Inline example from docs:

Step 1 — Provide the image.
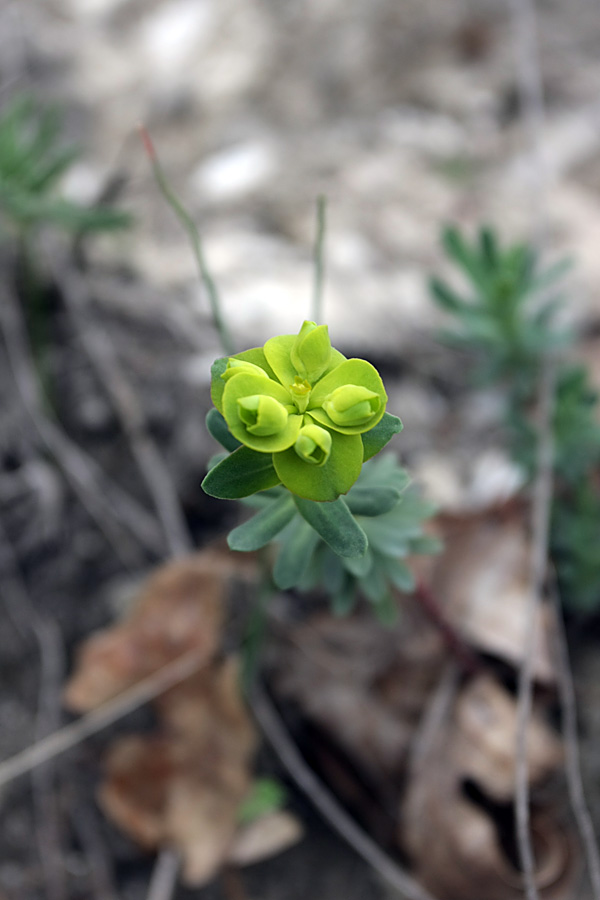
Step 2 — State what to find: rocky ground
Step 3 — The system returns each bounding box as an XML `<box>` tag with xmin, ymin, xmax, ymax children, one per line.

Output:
<box><xmin>2</xmin><ymin>0</ymin><xmax>600</xmax><ymax>898</ymax></box>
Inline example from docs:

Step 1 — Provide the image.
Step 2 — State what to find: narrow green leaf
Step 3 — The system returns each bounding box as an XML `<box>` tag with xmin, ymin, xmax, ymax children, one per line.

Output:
<box><xmin>409</xmin><ymin>535</ymin><xmax>443</xmax><ymax>555</ymax></box>
<box><xmin>345</xmin><ymin>486</ymin><xmax>401</xmax><ymax>517</ymax></box>
<box><xmin>202</xmin><ymin>446</ymin><xmax>280</xmax><ymax>499</ymax></box>
<box><xmin>372</xmin><ymin>592</ymin><xmax>398</xmax><ymax>626</ymax></box>
<box><xmin>228</xmin><ymin>495</ymin><xmax>296</xmax><ymax>552</ymax></box>
<box><xmin>206</xmin><ymin>408</ymin><xmax>241</xmax><ymax>452</ymax></box>
<box><xmin>342</xmin><ymin>547</ymin><xmax>373</xmax><ymax>577</ymax></box>
<box><xmin>332</xmin><ymin>577</ymin><xmax>357</xmax><ymax>616</ymax></box>
<box><xmin>385</xmin><ymin>557</ymin><xmax>416</xmax><ymax>592</ymax></box>
<box><xmin>361</xmin><ymin>413</ymin><xmax>403</xmax><ymax>462</ymax></box>
<box><xmin>430</xmin><ymin>277</ymin><xmax>467</xmax><ymax>313</ymax></box>
<box><xmin>294</xmin><ymin>496</ymin><xmax>367</xmax><ymax>559</ymax></box>
<box><xmin>273</xmin><ymin>517</ymin><xmax>320</xmax><ymax>590</ymax></box>
<box><xmin>359</xmin><ymin>562</ymin><xmax>388</xmax><ymax>604</ymax></box>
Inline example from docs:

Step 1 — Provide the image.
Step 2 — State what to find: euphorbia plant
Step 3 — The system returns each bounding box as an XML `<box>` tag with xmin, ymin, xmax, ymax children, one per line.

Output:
<box><xmin>202</xmin><ymin>321</ymin><xmax>437</xmax><ymax>618</ymax></box>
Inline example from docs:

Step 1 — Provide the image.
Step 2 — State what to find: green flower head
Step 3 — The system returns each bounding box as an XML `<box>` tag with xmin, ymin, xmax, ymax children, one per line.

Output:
<box><xmin>294</xmin><ymin>423</ymin><xmax>332</xmax><ymax>466</ymax></box>
<box><xmin>237</xmin><ymin>394</ymin><xmax>289</xmax><ymax>436</ymax></box>
<box><xmin>204</xmin><ymin>321</ymin><xmax>402</xmax><ymax>502</ymax></box>
<box><xmin>323</xmin><ymin>384</ymin><xmax>381</xmax><ymax>428</ymax></box>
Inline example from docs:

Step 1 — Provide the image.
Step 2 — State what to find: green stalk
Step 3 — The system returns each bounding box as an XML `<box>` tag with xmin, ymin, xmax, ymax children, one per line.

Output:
<box><xmin>312</xmin><ymin>194</ymin><xmax>327</xmax><ymax>325</ymax></box>
<box><xmin>140</xmin><ymin>127</ymin><xmax>234</xmax><ymax>356</ymax></box>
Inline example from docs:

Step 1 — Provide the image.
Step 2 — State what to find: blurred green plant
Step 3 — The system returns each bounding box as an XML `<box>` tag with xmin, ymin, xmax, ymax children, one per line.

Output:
<box><xmin>0</xmin><ymin>94</ymin><xmax>131</xmax><ymax>406</ymax></box>
<box><xmin>0</xmin><ymin>95</ymin><xmax>130</xmax><ymax>238</ymax></box>
<box><xmin>238</xmin><ymin>777</ymin><xmax>287</xmax><ymax>825</ymax></box>
<box><xmin>431</xmin><ymin>224</ymin><xmax>600</xmax><ymax>613</ymax></box>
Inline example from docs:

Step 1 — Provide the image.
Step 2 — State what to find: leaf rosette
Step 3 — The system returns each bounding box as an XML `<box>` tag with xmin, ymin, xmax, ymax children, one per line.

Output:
<box><xmin>203</xmin><ymin>321</ymin><xmax>402</xmax><ymax>502</ymax></box>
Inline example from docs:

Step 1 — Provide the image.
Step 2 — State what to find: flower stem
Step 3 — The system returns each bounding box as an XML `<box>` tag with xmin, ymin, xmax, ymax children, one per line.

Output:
<box><xmin>140</xmin><ymin>125</ymin><xmax>234</xmax><ymax>356</ymax></box>
<box><xmin>312</xmin><ymin>194</ymin><xmax>327</xmax><ymax>325</ymax></box>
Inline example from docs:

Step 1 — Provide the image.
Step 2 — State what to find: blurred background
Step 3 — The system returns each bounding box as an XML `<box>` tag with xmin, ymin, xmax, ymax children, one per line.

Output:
<box><xmin>3</xmin><ymin>1</ymin><xmax>600</xmax><ymax>899</ymax></box>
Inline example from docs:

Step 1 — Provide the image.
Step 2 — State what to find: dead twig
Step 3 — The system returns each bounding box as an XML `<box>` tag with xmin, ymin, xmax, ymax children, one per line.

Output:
<box><xmin>146</xmin><ymin>850</ymin><xmax>180</xmax><ymax>900</ymax></box>
<box><xmin>407</xmin><ymin>663</ymin><xmax>459</xmax><ymax>785</ymax></box>
<box><xmin>250</xmin><ymin>683</ymin><xmax>441</xmax><ymax>900</ymax></box>
<box><xmin>0</xmin><ymin>515</ymin><xmax>67</xmax><ymax>900</ymax></box>
<box><xmin>0</xmin><ymin>276</ymin><xmax>164</xmax><ymax>562</ymax></box>
<box><xmin>0</xmin><ymin>648</ymin><xmax>208</xmax><ymax>791</ymax></box>
<box><xmin>65</xmin><ymin>784</ymin><xmax>120</xmax><ymax>900</ymax></box>
<box><xmin>508</xmin><ymin>2</ymin><xmax>554</xmax><ymax>897</ymax></box>
<box><xmin>550</xmin><ymin>588</ymin><xmax>600</xmax><ymax>899</ymax></box>
<box><xmin>56</xmin><ymin>263</ymin><xmax>193</xmax><ymax>559</ymax></box>
<box><xmin>514</xmin><ymin>361</ymin><xmax>556</xmax><ymax>900</ymax></box>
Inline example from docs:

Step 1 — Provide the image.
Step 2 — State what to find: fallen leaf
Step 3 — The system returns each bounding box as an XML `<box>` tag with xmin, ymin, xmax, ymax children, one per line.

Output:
<box><xmin>403</xmin><ymin>673</ymin><xmax>575</xmax><ymax>900</ymax></box>
<box><xmin>99</xmin><ymin>658</ymin><xmax>258</xmax><ymax>887</ymax></box>
<box><xmin>64</xmin><ymin>552</ymin><xmax>226</xmax><ymax>711</ymax></box>
<box><xmin>452</xmin><ymin>675</ymin><xmax>563</xmax><ymax>801</ymax></box>
<box><xmin>432</xmin><ymin>506</ymin><xmax>556</xmax><ymax>683</ymax></box>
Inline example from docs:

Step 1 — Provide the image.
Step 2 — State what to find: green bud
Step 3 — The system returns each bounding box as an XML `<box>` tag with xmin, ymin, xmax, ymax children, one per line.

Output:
<box><xmin>237</xmin><ymin>395</ymin><xmax>289</xmax><ymax>436</ymax></box>
<box><xmin>289</xmin><ymin>376</ymin><xmax>312</xmax><ymax>413</ymax></box>
<box><xmin>322</xmin><ymin>384</ymin><xmax>381</xmax><ymax>428</ymax></box>
<box><xmin>294</xmin><ymin>424</ymin><xmax>332</xmax><ymax>466</ymax></box>
<box><xmin>222</xmin><ymin>359</ymin><xmax>270</xmax><ymax>382</ymax></box>
<box><xmin>290</xmin><ymin>321</ymin><xmax>332</xmax><ymax>383</ymax></box>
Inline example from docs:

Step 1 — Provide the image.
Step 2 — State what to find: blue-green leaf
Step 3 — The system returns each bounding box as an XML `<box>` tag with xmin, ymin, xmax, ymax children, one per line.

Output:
<box><xmin>361</xmin><ymin>413</ymin><xmax>403</xmax><ymax>462</ymax></box>
<box><xmin>345</xmin><ymin>486</ymin><xmax>401</xmax><ymax>517</ymax></box>
<box><xmin>332</xmin><ymin>578</ymin><xmax>357</xmax><ymax>616</ymax></box>
<box><xmin>294</xmin><ymin>496</ymin><xmax>367</xmax><ymax>559</ymax></box>
<box><xmin>228</xmin><ymin>494</ymin><xmax>296</xmax><ymax>551</ymax></box>
<box><xmin>202</xmin><ymin>446</ymin><xmax>280</xmax><ymax>499</ymax></box>
<box><xmin>206</xmin><ymin>408</ymin><xmax>242</xmax><ymax>453</ymax></box>
<box><xmin>273</xmin><ymin>517</ymin><xmax>320</xmax><ymax>589</ymax></box>
<box><xmin>342</xmin><ymin>547</ymin><xmax>373</xmax><ymax>578</ymax></box>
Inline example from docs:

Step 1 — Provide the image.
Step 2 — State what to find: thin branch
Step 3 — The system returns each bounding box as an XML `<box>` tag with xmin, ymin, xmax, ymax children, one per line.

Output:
<box><xmin>312</xmin><ymin>195</ymin><xmax>327</xmax><ymax>325</ymax></box>
<box><xmin>0</xmin><ymin>515</ymin><xmax>67</xmax><ymax>900</ymax></box>
<box><xmin>146</xmin><ymin>850</ymin><xmax>180</xmax><ymax>900</ymax></box>
<box><xmin>56</xmin><ymin>262</ymin><xmax>193</xmax><ymax>559</ymax></box>
<box><xmin>550</xmin><ymin>587</ymin><xmax>600</xmax><ymax>899</ymax></box>
<box><xmin>508</xmin><ymin>0</ymin><xmax>548</xmax><ymax>242</ymax></box>
<box><xmin>250</xmin><ymin>683</ymin><xmax>441</xmax><ymax>900</ymax></box>
<box><xmin>0</xmin><ymin>648</ymin><xmax>208</xmax><ymax>791</ymax></box>
<box><xmin>508</xmin><ymin>2</ymin><xmax>554</xmax><ymax>897</ymax></box>
<box><xmin>0</xmin><ymin>276</ymin><xmax>164</xmax><ymax>562</ymax></box>
<box><xmin>515</xmin><ymin>360</ymin><xmax>556</xmax><ymax>900</ymax></box>
<box><xmin>407</xmin><ymin>663</ymin><xmax>460</xmax><ymax>784</ymax></box>
<box><xmin>66</xmin><ymin>786</ymin><xmax>120</xmax><ymax>900</ymax></box>
<box><xmin>140</xmin><ymin>126</ymin><xmax>234</xmax><ymax>356</ymax></box>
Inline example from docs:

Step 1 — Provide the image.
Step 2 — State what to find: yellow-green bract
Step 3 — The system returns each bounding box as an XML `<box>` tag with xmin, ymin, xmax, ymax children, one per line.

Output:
<box><xmin>208</xmin><ymin>321</ymin><xmax>394</xmax><ymax>502</ymax></box>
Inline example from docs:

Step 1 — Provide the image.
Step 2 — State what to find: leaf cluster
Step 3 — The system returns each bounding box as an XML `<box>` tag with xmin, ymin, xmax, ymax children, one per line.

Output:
<box><xmin>432</xmin><ymin>224</ymin><xmax>600</xmax><ymax>613</ymax></box>
<box><xmin>206</xmin><ymin>409</ymin><xmax>438</xmax><ymax>621</ymax></box>
<box><xmin>0</xmin><ymin>95</ymin><xmax>131</xmax><ymax>237</ymax></box>
<box><xmin>431</xmin><ymin>225</ymin><xmax>568</xmax><ymax>390</ymax></box>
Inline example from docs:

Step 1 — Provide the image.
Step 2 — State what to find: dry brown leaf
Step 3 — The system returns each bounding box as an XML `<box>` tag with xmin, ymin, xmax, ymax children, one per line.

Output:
<box><xmin>403</xmin><ymin>673</ymin><xmax>576</xmax><ymax>900</ymax></box>
<box><xmin>432</xmin><ymin>507</ymin><xmax>556</xmax><ymax>683</ymax></box>
<box><xmin>270</xmin><ymin>601</ymin><xmax>444</xmax><ymax>780</ymax></box>
<box><xmin>228</xmin><ymin>811</ymin><xmax>304</xmax><ymax>866</ymax></box>
<box><xmin>99</xmin><ymin>658</ymin><xmax>257</xmax><ymax>887</ymax></box>
<box><xmin>452</xmin><ymin>676</ymin><xmax>563</xmax><ymax>801</ymax></box>
<box><xmin>64</xmin><ymin>553</ymin><xmax>226</xmax><ymax>711</ymax></box>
